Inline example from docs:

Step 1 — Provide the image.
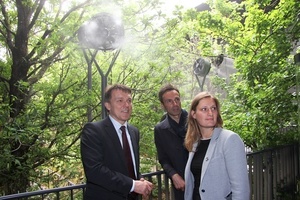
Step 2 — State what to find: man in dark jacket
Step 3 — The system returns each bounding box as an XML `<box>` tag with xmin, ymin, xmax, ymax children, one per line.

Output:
<box><xmin>81</xmin><ymin>84</ymin><xmax>153</xmax><ymax>200</ymax></box>
<box><xmin>154</xmin><ymin>84</ymin><xmax>188</xmax><ymax>200</ymax></box>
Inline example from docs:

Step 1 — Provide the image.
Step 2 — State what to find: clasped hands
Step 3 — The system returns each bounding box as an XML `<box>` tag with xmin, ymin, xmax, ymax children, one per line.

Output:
<box><xmin>134</xmin><ymin>178</ymin><xmax>154</xmax><ymax>198</ymax></box>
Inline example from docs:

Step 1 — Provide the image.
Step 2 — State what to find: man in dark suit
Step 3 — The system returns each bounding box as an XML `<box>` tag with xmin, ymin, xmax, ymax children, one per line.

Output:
<box><xmin>81</xmin><ymin>84</ymin><xmax>153</xmax><ymax>200</ymax></box>
<box><xmin>154</xmin><ymin>84</ymin><xmax>189</xmax><ymax>200</ymax></box>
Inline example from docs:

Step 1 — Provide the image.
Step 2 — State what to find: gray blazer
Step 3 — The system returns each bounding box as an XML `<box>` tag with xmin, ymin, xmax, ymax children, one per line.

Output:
<box><xmin>184</xmin><ymin>128</ymin><xmax>250</xmax><ymax>200</ymax></box>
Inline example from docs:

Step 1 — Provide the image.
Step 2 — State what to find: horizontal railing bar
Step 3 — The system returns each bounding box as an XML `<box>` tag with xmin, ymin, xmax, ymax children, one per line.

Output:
<box><xmin>0</xmin><ymin>171</ymin><xmax>166</xmax><ymax>200</ymax></box>
<box><xmin>0</xmin><ymin>184</ymin><xmax>86</xmax><ymax>199</ymax></box>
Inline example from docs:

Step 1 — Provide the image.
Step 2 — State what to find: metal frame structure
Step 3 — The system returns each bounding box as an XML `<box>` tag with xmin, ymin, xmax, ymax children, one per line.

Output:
<box><xmin>78</xmin><ymin>13</ymin><xmax>124</xmax><ymax>120</ymax></box>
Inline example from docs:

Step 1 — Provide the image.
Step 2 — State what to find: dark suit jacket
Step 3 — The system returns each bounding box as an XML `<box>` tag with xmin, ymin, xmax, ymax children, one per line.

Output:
<box><xmin>154</xmin><ymin>114</ymin><xmax>188</xmax><ymax>182</ymax></box>
<box><xmin>80</xmin><ymin>117</ymin><xmax>141</xmax><ymax>200</ymax></box>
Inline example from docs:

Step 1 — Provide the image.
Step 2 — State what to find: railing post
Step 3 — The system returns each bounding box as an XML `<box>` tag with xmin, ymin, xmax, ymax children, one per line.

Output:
<box><xmin>295</xmin><ymin>53</ymin><xmax>300</xmax><ymax>196</ymax></box>
<box><xmin>295</xmin><ymin>54</ymin><xmax>300</xmax><ymax>140</ymax></box>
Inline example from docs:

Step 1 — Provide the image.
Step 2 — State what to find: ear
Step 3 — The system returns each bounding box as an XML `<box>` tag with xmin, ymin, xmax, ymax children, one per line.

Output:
<box><xmin>104</xmin><ymin>102</ymin><xmax>110</xmax><ymax>112</ymax></box>
<box><xmin>160</xmin><ymin>103</ymin><xmax>166</xmax><ymax>111</ymax></box>
<box><xmin>191</xmin><ymin>110</ymin><xmax>196</xmax><ymax>119</ymax></box>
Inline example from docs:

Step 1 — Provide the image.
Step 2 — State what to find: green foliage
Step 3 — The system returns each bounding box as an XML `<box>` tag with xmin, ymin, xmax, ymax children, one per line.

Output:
<box><xmin>186</xmin><ymin>0</ymin><xmax>300</xmax><ymax>150</ymax></box>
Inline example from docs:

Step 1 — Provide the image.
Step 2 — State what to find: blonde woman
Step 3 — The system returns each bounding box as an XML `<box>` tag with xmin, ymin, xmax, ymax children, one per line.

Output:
<box><xmin>184</xmin><ymin>92</ymin><xmax>250</xmax><ymax>200</ymax></box>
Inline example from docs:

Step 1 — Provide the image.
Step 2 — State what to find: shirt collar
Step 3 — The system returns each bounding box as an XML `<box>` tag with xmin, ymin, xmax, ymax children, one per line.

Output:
<box><xmin>109</xmin><ymin>115</ymin><xmax>128</xmax><ymax>131</ymax></box>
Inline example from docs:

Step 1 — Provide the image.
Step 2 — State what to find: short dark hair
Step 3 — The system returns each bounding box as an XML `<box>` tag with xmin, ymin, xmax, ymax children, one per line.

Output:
<box><xmin>158</xmin><ymin>84</ymin><xmax>180</xmax><ymax>103</ymax></box>
<box><xmin>104</xmin><ymin>84</ymin><xmax>132</xmax><ymax>103</ymax></box>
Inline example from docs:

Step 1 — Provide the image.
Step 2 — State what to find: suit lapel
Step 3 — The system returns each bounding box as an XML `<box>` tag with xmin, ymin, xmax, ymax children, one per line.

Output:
<box><xmin>103</xmin><ymin>118</ymin><xmax>127</xmax><ymax>167</ymax></box>
<box><xmin>201</xmin><ymin>128</ymin><xmax>221</xmax><ymax>182</ymax></box>
<box><xmin>127</xmin><ymin>126</ymin><xmax>139</xmax><ymax>170</ymax></box>
<box><xmin>161</xmin><ymin>116</ymin><xmax>177</xmax><ymax>136</ymax></box>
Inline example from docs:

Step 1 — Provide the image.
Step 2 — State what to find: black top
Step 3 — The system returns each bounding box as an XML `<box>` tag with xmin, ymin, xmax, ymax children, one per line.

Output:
<box><xmin>191</xmin><ymin>139</ymin><xmax>210</xmax><ymax>200</ymax></box>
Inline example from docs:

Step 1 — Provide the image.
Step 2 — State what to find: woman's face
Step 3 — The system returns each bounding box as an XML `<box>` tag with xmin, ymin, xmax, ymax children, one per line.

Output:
<box><xmin>191</xmin><ymin>97</ymin><xmax>218</xmax><ymax>128</ymax></box>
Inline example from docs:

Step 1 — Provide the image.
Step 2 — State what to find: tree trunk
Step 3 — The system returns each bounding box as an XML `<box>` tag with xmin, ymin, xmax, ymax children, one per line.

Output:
<box><xmin>9</xmin><ymin>0</ymin><xmax>31</xmax><ymax>118</ymax></box>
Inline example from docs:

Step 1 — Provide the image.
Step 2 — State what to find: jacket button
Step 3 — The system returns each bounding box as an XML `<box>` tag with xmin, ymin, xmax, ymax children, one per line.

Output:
<box><xmin>201</xmin><ymin>189</ymin><xmax>205</xmax><ymax>193</ymax></box>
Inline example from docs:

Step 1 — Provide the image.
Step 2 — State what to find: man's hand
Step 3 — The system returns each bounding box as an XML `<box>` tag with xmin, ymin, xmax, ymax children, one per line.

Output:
<box><xmin>134</xmin><ymin>178</ymin><xmax>153</xmax><ymax>198</ymax></box>
<box><xmin>171</xmin><ymin>173</ymin><xmax>185</xmax><ymax>191</ymax></box>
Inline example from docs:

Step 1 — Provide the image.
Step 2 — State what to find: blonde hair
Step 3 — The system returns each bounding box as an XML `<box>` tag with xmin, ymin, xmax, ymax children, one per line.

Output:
<box><xmin>184</xmin><ymin>92</ymin><xmax>223</xmax><ymax>152</ymax></box>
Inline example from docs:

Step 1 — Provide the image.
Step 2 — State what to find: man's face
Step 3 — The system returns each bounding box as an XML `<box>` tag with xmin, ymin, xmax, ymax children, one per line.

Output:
<box><xmin>105</xmin><ymin>89</ymin><xmax>132</xmax><ymax>124</ymax></box>
<box><xmin>161</xmin><ymin>90</ymin><xmax>182</xmax><ymax>117</ymax></box>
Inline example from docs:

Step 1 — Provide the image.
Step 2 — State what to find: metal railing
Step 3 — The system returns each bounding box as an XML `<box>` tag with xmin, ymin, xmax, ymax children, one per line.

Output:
<box><xmin>0</xmin><ymin>171</ymin><xmax>173</xmax><ymax>200</ymax></box>
<box><xmin>0</xmin><ymin>184</ymin><xmax>86</xmax><ymax>200</ymax></box>
<box><xmin>248</xmin><ymin>143</ymin><xmax>300</xmax><ymax>200</ymax></box>
<box><xmin>1</xmin><ymin>144</ymin><xmax>299</xmax><ymax>200</ymax></box>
